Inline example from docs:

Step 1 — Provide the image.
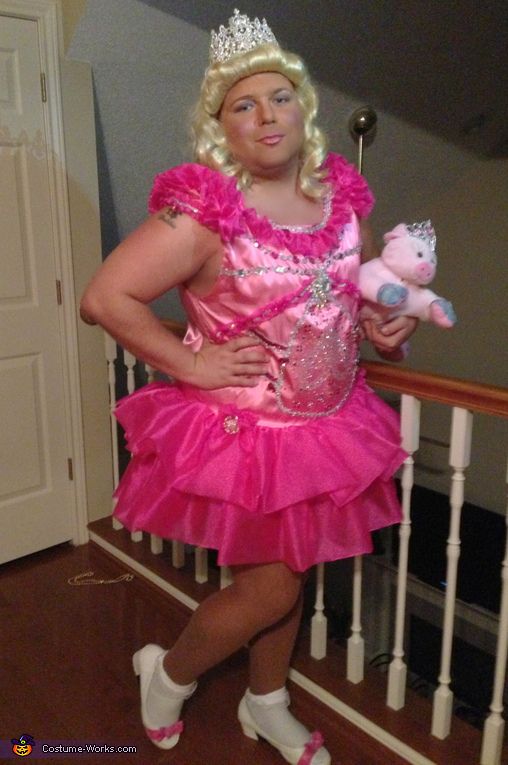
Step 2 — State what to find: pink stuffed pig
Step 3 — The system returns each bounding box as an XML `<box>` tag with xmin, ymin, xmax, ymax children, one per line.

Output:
<box><xmin>358</xmin><ymin>220</ymin><xmax>456</xmax><ymax>328</ymax></box>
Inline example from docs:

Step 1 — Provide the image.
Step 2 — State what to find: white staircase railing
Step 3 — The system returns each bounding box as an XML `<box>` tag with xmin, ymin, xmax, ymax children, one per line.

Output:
<box><xmin>102</xmin><ymin>329</ymin><xmax>508</xmax><ymax>765</ymax></box>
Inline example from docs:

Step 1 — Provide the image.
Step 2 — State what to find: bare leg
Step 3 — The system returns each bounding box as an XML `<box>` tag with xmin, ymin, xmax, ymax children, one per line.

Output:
<box><xmin>239</xmin><ymin>581</ymin><xmax>331</xmax><ymax>762</ymax></box>
<box><xmin>248</xmin><ymin>586</ymin><xmax>304</xmax><ymax>694</ymax></box>
<box><xmin>163</xmin><ymin>561</ymin><xmax>303</xmax><ymax>685</ymax></box>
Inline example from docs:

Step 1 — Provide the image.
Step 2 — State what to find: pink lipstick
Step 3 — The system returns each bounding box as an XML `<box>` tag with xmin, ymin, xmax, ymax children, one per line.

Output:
<box><xmin>258</xmin><ymin>135</ymin><xmax>283</xmax><ymax>145</ymax></box>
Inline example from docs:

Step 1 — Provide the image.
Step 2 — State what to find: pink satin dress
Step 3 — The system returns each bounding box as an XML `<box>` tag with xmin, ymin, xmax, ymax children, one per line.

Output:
<box><xmin>113</xmin><ymin>154</ymin><xmax>405</xmax><ymax>571</ymax></box>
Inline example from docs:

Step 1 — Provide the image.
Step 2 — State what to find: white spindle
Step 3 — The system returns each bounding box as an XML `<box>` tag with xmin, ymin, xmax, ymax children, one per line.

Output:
<box><xmin>347</xmin><ymin>555</ymin><xmax>364</xmax><ymax>683</ymax></box>
<box><xmin>310</xmin><ymin>562</ymin><xmax>327</xmax><ymax>659</ymax></box>
<box><xmin>194</xmin><ymin>547</ymin><xmax>209</xmax><ymax>583</ymax></box>
<box><xmin>105</xmin><ymin>334</ymin><xmax>123</xmax><ymax>530</ymax></box>
<box><xmin>146</xmin><ymin>363</ymin><xmax>156</xmax><ymax>384</ymax></box>
<box><xmin>431</xmin><ymin>406</ymin><xmax>473</xmax><ymax>739</ymax></box>
<box><xmin>220</xmin><ymin>566</ymin><xmax>233</xmax><ymax>589</ymax></box>
<box><xmin>387</xmin><ymin>395</ymin><xmax>421</xmax><ymax>710</ymax></box>
<box><xmin>480</xmin><ymin>457</ymin><xmax>508</xmax><ymax>765</ymax></box>
<box><xmin>172</xmin><ymin>540</ymin><xmax>185</xmax><ymax>568</ymax></box>
<box><xmin>124</xmin><ymin>349</ymin><xmax>137</xmax><ymax>394</ymax></box>
<box><xmin>150</xmin><ymin>535</ymin><xmax>163</xmax><ymax>555</ymax></box>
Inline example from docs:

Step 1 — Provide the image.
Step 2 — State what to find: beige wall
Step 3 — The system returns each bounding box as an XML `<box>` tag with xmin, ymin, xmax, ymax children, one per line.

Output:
<box><xmin>61</xmin><ymin>0</ymin><xmax>88</xmax><ymax>53</ymax></box>
<box><xmin>410</xmin><ymin>157</ymin><xmax>508</xmax><ymax>386</ymax></box>
<box><xmin>409</xmin><ymin>158</ymin><xmax>508</xmax><ymax>513</ymax></box>
<box><xmin>60</xmin><ymin>57</ymin><xmax>113</xmax><ymax>522</ymax></box>
<box><xmin>358</xmin><ymin>155</ymin><xmax>508</xmax><ymax>513</ymax></box>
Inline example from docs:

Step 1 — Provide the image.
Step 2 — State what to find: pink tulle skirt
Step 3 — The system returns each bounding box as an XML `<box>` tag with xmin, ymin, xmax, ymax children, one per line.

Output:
<box><xmin>113</xmin><ymin>374</ymin><xmax>405</xmax><ymax>572</ymax></box>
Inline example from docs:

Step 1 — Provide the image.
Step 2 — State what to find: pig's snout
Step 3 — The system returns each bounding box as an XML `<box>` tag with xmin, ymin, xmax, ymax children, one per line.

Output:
<box><xmin>415</xmin><ymin>261</ymin><xmax>434</xmax><ymax>283</ymax></box>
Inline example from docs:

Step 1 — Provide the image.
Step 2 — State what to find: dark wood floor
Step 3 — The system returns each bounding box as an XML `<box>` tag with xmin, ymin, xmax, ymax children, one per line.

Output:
<box><xmin>0</xmin><ymin>541</ymin><xmax>409</xmax><ymax>765</ymax></box>
<box><xmin>1</xmin><ymin>535</ymin><xmax>503</xmax><ymax>765</ymax></box>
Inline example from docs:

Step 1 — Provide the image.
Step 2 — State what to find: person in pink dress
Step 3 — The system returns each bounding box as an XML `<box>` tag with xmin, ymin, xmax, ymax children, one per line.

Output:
<box><xmin>81</xmin><ymin>10</ymin><xmax>416</xmax><ymax>764</ymax></box>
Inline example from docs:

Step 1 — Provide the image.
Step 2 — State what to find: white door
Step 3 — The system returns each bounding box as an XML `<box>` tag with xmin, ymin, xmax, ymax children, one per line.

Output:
<box><xmin>0</xmin><ymin>15</ymin><xmax>75</xmax><ymax>563</ymax></box>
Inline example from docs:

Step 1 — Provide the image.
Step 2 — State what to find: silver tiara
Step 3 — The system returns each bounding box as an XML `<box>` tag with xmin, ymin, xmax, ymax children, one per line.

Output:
<box><xmin>210</xmin><ymin>8</ymin><xmax>279</xmax><ymax>64</ymax></box>
<box><xmin>407</xmin><ymin>220</ymin><xmax>436</xmax><ymax>254</ymax></box>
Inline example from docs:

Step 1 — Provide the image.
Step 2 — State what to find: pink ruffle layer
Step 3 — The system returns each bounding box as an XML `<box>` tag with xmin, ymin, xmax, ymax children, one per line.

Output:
<box><xmin>148</xmin><ymin>153</ymin><xmax>374</xmax><ymax>258</ymax></box>
<box><xmin>113</xmin><ymin>375</ymin><xmax>405</xmax><ymax>572</ymax></box>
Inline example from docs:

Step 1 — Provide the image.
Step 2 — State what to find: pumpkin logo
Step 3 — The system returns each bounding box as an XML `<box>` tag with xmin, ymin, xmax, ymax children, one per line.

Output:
<box><xmin>11</xmin><ymin>734</ymin><xmax>35</xmax><ymax>757</ymax></box>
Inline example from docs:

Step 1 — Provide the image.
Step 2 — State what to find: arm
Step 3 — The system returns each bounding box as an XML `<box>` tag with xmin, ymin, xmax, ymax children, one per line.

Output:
<box><xmin>362</xmin><ymin>316</ymin><xmax>416</xmax><ymax>361</ymax></box>
<box><xmin>80</xmin><ymin>209</ymin><xmax>268</xmax><ymax>388</ymax></box>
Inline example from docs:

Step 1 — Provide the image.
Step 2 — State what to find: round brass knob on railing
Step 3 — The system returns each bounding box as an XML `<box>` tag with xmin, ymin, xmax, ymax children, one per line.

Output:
<box><xmin>348</xmin><ymin>106</ymin><xmax>377</xmax><ymax>174</ymax></box>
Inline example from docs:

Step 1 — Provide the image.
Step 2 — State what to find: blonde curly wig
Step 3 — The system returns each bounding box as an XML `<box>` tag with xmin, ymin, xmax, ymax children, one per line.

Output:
<box><xmin>191</xmin><ymin>44</ymin><xmax>328</xmax><ymax>198</ymax></box>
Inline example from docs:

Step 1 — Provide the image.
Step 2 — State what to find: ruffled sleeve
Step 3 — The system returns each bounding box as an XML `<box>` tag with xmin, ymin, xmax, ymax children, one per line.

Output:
<box><xmin>324</xmin><ymin>153</ymin><xmax>374</xmax><ymax>219</ymax></box>
<box><xmin>148</xmin><ymin>163</ymin><xmax>245</xmax><ymax>242</ymax></box>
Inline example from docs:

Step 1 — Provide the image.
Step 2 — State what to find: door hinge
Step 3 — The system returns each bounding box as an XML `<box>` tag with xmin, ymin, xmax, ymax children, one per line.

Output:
<box><xmin>68</xmin><ymin>458</ymin><xmax>74</xmax><ymax>481</ymax></box>
<box><xmin>40</xmin><ymin>72</ymin><xmax>47</xmax><ymax>103</ymax></box>
<box><xmin>56</xmin><ymin>279</ymin><xmax>62</xmax><ymax>305</ymax></box>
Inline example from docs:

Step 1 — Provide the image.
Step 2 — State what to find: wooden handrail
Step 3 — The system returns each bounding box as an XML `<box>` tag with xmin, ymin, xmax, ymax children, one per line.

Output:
<box><xmin>160</xmin><ymin>319</ymin><xmax>508</xmax><ymax>419</ymax></box>
<box><xmin>361</xmin><ymin>361</ymin><xmax>508</xmax><ymax>418</ymax></box>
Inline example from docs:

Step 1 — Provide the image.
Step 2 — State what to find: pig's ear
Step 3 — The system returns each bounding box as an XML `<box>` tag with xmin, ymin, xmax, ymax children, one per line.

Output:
<box><xmin>383</xmin><ymin>223</ymin><xmax>408</xmax><ymax>244</ymax></box>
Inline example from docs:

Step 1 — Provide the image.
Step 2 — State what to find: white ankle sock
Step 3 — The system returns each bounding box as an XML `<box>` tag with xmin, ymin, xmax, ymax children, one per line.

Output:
<box><xmin>145</xmin><ymin>654</ymin><xmax>197</xmax><ymax>729</ymax></box>
<box><xmin>245</xmin><ymin>687</ymin><xmax>310</xmax><ymax>748</ymax></box>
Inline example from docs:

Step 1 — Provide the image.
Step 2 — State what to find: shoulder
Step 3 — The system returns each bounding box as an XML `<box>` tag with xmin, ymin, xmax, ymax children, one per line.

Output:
<box><xmin>323</xmin><ymin>152</ymin><xmax>374</xmax><ymax>219</ymax></box>
<box><xmin>148</xmin><ymin>163</ymin><xmax>243</xmax><ymax>241</ymax></box>
<box><xmin>148</xmin><ymin>163</ymin><xmax>224</xmax><ymax>215</ymax></box>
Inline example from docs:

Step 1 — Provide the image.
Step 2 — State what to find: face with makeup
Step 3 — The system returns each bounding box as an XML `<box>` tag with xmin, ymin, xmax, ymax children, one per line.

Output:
<box><xmin>219</xmin><ymin>72</ymin><xmax>305</xmax><ymax>180</ymax></box>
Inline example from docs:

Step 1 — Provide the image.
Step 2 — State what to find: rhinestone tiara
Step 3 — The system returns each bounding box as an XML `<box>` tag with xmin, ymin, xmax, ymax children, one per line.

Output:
<box><xmin>209</xmin><ymin>8</ymin><xmax>279</xmax><ymax>64</ymax></box>
<box><xmin>407</xmin><ymin>220</ymin><xmax>436</xmax><ymax>253</ymax></box>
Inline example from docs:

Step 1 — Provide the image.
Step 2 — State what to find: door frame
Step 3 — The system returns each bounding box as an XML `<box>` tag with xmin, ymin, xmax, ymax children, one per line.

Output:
<box><xmin>0</xmin><ymin>0</ymin><xmax>88</xmax><ymax>544</ymax></box>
